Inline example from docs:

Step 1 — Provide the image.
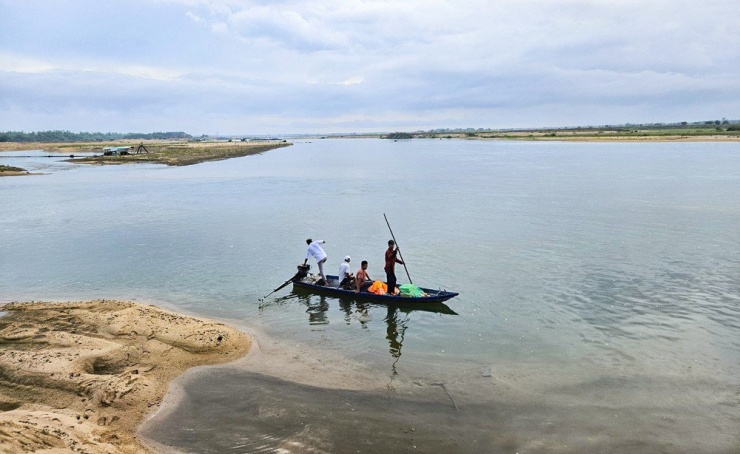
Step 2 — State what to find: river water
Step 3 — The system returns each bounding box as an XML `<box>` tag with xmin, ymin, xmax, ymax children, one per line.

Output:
<box><xmin>1</xmin><ymin>139</ymin><xmax>739</xmax><ymax>452</ymax></box>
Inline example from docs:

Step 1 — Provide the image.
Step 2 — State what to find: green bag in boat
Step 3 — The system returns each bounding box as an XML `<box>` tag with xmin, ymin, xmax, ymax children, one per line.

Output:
<box><xmin>399</xmin><ymin>284</ymin><xmax>424</xmax><ymax>297</ymax></box>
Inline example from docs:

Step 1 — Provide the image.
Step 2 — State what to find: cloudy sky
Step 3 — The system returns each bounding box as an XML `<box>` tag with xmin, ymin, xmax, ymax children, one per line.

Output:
<box><xmin>1</xmin><ymin>0</ymin><xmax>738</xmax><ymax>135</ymax></box>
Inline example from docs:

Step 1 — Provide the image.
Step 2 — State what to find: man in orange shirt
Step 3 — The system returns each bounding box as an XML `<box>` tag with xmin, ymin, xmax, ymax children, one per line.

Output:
<box><xmin>384</xmin><ymin>240</ymin><xmax>404</xmax><ymax>295</ymax></box>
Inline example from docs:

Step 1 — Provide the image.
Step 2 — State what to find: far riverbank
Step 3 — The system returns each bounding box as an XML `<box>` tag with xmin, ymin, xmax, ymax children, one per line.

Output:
<box><xmin>0</xmin><ymin>140</ymin><xmax>292</xmax><ymax>167</ymax></box>
<box><xmin>321</xmin><ymin>131</ymin><xmax>740</xmax><ymax>142</ymax></box>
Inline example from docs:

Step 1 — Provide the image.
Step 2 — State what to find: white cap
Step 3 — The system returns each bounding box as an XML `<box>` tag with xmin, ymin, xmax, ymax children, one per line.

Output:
<box><xmin>344</xmin><ymin>256</ymin><xmax>351</xmax><ymax>262</ymax></box>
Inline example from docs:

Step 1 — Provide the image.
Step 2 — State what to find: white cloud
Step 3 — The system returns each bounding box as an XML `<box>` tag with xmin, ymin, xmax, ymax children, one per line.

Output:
<box><xmin>186</xmin><ymin>11</ymin><xmax>206</xmax><ymax>24</ymax></box>
<box><xmin>0</xmin><ymin>54</ymin><xmax>56</xmax><ymax>74</ymax></box>
<box><xmin>341</xmin><ymin>76</ymin><xmax>365</xmax><ymax>86</ymax></box>
<box><xmin>0</xmin><ymin>53</ymin><xmax>183</xmax><ymax>82</ymax></box>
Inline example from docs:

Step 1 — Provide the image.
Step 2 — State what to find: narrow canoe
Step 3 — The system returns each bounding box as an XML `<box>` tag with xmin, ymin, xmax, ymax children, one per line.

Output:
<box><xmin>292</xmin><ymin>274</ymin><xmax>459</xmax><ymax>304</ymax></box>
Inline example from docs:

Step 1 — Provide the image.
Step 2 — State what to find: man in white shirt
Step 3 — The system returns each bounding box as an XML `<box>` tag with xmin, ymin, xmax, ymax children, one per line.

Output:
<box><xmin>337</xmin><ymin>256</ymin><xmax>353</xmax><ymax>289</ymax></box>
<box><xmin>303</xmin><ymin>238</ymin><xmax>328</xmax><ymax>284</ymax></box>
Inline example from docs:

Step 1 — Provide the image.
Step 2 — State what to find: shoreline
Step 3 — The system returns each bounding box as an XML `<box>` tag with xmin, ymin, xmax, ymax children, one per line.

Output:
<box><xmin>477</xmin><ymin>135</ymin><xmax>740</xmax><ymax>142</ymax></box>
<box><xmin>0</xmin><ymin>140</ymin><xmax>292</xmax><ymax>167</ymax></box>
<box><xmin>478</xmin><ymin>135</ymin><xmax>740</xmax><ymax>142</ymax></box>
<box><xmin>0</xmin><ymin>164</ymin><xmax>33</xmax><ymax>177</ymax></box>
<box><xmin>1</xmin><ymin>134</ymin><xmax>738</xmax><ymax>155</ymax></box>
<box><xmin>0</xmin><ymin>300</ymin><xmax>251</xmax><ymax>453</ymax></box>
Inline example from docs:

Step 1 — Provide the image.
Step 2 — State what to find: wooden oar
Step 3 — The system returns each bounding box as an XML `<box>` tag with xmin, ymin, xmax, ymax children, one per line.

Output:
<box><xmin>261</xmin><ymin>277</ymin><xmax>294</xmax><ymax>300</ymax></box>
<box><xmin>384</xmin><ymin>213</ymin><xmax>413</xmax><ymax>284</ymax></box>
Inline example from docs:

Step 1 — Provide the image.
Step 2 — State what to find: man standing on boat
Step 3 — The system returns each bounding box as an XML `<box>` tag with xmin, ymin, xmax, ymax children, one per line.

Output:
<box><xmin>303</xmin><ymin>239</ymin><xmax>328</xmax><ymax>285</ymax></box>
<box><xmin>384</xmin><ymin>240</ymin><xmax>404</xmax><ymax>295</ymax></box>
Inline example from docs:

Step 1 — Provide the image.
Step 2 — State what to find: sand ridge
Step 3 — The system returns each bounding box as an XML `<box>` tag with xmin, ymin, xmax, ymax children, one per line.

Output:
<box><xmin>0</xmin><ymin>300</ymin><xmax>251</xmax><ymax>453</ymax></box>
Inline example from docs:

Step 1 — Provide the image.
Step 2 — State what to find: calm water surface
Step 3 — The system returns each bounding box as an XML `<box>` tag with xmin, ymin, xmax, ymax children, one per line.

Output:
<box><xmin>1</xmin><ymin>140</ymin><xmax>739</xmax><ymax>451</ymax></box>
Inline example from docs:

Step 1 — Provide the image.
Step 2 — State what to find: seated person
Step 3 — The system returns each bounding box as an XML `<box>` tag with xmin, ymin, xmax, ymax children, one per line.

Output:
<box><xmin>355</xmin><ymin>260</ymin><xmax>373</xmax><ymax>292</ymax></box>
<box><xmin>338</xmin><ymin>256</ymin><xmax>354</xmax><ymax>289</ymax></box>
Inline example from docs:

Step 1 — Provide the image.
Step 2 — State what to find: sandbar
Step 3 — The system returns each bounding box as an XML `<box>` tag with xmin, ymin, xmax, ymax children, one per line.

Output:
<box><xmin>0</xmin><ymin>300</ymin><xmax>250</xmax><ymax>453</ymax></box>
<box><xmin>0</xmin><ymin>165</ymin><xmax>31</xmax><ymax>177</ymax></box>
<box><xmin>0</xmin><ymin>140</ymin><xmax>292</xmax><ymax>167</ymax></box>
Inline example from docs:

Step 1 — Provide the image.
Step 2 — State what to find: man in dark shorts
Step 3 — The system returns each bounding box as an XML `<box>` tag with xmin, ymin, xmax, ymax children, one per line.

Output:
<box><xmin>384</xmin><ymin>240</ymin><xmax>404</xmax><ymax>295</ymax></box>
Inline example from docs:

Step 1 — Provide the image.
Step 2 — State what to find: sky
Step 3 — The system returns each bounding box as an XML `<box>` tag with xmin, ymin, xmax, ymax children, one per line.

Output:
<box><xmin>1</xmin><ymin>0</ymin><xmax>739</xmax><ymax>135</ymax></box>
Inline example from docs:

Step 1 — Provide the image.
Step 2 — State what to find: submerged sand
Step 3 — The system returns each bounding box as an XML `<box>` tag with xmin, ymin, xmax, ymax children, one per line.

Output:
<box><xmin>0</xmin><ymin>300</ymin><xmax>250</xmax><ymax>453</ymax></box>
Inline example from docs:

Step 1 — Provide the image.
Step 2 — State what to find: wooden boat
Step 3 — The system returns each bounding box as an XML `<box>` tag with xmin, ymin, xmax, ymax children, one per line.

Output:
<box><xmin>292</xmin><ymin>274</ymin><xmax>459</xmax><ymax>304</ymax></box>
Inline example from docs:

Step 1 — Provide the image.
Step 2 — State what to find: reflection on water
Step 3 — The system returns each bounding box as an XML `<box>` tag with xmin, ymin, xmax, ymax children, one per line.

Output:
<box><xmin>338</xmin><ymin>300</ymin><xmax>370</xmax><ymax>328</ymax></box>
<box><xmin>306</xmin><ymin>295</ymin><xmax>330</xmax><ymax>326</ymax></box>
<box><xmin>260</xmin><ymin>289</ymin><xmax>456</xmax><ymax>377</ymax></box>
<box><xmin>385</xmin><ymin>306</ymin><xmax>408</xmax><ymax>376</ymax></box>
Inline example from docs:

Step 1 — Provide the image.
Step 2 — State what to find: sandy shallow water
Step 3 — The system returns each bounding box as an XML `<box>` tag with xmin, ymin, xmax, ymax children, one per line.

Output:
<box><xmin>139</xmin><ymin>320</ymin><xmax>739</xmax><ymax>454</ymax></box>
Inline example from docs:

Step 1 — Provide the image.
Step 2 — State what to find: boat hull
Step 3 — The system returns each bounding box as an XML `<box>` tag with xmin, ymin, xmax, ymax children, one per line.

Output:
<box><xmin>292</xmin><ymin>276</ymin><xmax>458</xmax><ymax>304</ymax></box>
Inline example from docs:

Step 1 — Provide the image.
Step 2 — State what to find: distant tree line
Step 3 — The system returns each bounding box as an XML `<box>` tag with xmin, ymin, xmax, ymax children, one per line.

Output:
<box><xmin>384</xmin><ymin>132</ymin><xmax>415</xmax><ymax>139</ymax></box>
<box><xmin>410</xmin><ymin>119</ymin><xmax>740</xmax><ymax>135</ymax></box>
<box><xmin>0</xmin><ymin>130</ymin><xmax>192</xmax><ymax>143</ymax></box>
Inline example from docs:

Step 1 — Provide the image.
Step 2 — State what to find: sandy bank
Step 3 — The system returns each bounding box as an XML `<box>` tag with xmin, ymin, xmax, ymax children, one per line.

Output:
<box><xmin>71</xmin><ymin>141</ymin><xmax>292</xmax><ymax>166</ymax></box>
<box><xmin>0</xmin><ymin>300</ymin><xmax>250</xmax><ymax>453</ymax></box>
<box><xmin>0</xmin><ymin>165</ymin><xmax>32</xmax><ymax>177</ymax></box>
<box><xmin>0</xmin><ymin>140</ymin><xmax>292</xmax><ymax>167</ymax></box>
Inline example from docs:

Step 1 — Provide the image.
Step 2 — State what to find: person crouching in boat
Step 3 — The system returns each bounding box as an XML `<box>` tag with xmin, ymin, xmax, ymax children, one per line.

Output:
<box><xmin>384</xmin><ymin>239</ymin><xmax>404</xmax><ymax>295</ymax></box>
<box><xmin>338</xmin><ymin>255</ymin><xmax>354</xmax><ymax>289</ymax></box>
<box><xmin>303</xmin><ymin>238</ymin><xmax>328</xmax><ymax>285</ymax></box>
<box><xmin>355</xmin><ymin>260</ymin><xmax>373</xmax><ymax>293</ymax></box>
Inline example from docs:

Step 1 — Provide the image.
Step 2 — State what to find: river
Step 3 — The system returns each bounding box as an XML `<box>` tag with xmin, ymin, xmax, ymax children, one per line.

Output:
<box><xmin>1</xmin><ymin>139</ymin><xmax>738</xmax><ymax>452</ymax></box>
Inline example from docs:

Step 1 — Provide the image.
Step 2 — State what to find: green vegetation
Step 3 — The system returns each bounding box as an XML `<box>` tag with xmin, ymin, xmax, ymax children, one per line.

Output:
<box><xmin>0</xmin><ymin>130</ymin><xmax>191</xmax><ymax>143</ymax></box>
<box><xmin>380</xmin><ymin>119</ymin><xmax>740</xmax><ymax>141</ymax></box>
<box><xmin>384</xmin><ymin>132</ymin><xmax>414</xmax><ymax>139</ymax></box>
